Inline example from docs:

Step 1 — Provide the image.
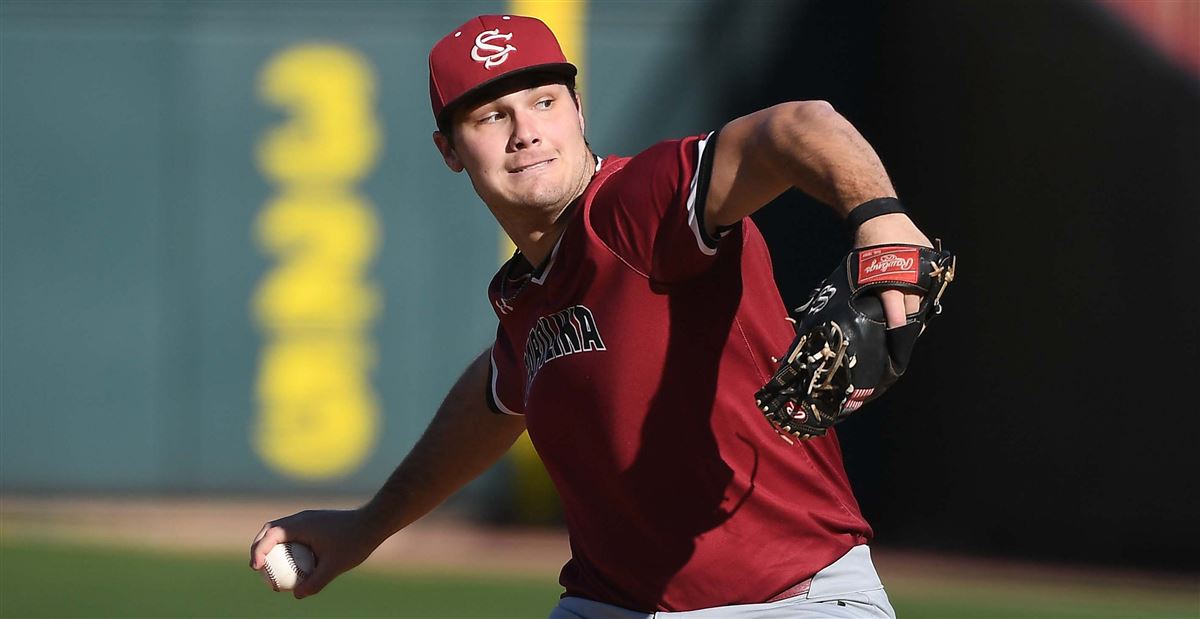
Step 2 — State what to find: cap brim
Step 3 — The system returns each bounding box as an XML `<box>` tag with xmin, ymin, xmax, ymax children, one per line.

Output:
<box><xmin>437</xmin><ymin>62</ymin><xmax>578</xmax><ymax>129</ymax></box>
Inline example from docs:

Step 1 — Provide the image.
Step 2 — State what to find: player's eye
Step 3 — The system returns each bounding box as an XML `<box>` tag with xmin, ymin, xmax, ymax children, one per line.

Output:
<box><xmin>534</xmin><ymin>98</ymin><xmax>553</xmax><ymax>110</ymax></box>
<box><xmin>478</xmin><ymin>111</ymin><xmax>505</xmax><ymax>124</ymax></box>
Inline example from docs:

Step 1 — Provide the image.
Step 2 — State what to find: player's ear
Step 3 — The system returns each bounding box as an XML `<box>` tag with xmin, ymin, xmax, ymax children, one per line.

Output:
<box><xmin>432</xmin><ymin>131</ymin><xmax>464</xmax><ymax>173</ymax></box>
<box><xmin>574</xmin><ymin>93</ymin><xmax>586</xmax><ymax>135</ymax></box>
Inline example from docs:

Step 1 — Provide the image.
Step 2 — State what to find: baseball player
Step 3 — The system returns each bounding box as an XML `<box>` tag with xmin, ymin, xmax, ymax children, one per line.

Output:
<box><xmin>251</xmin><ymin>14</ymin><xmax>951</xmax><ymax>618</ymax></box>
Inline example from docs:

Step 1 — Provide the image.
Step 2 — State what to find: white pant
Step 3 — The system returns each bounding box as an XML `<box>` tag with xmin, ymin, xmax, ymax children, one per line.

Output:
<box><xmin>549</xmin><ymin>545</ymin><xmax>897</xmax><ymax>619</ymax></box>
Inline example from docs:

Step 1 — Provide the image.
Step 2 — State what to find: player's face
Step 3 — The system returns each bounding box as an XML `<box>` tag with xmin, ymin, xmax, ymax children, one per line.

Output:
<box><xmin>438</xmin><ymin>82</ymin><xmax>591</xmax><ymax>217</ymax></box>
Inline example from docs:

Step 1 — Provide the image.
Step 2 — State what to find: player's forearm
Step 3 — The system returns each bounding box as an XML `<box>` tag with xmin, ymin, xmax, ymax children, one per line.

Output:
<box><xmin>358</xmin><ymin>349</ymin><xmax>526</xmax><ymax>543</ymax></box>
<box><xmin>707</xmin><ymin>101</ymin><xmax>899</xmax><ymax>231</ymax></box>
<box><xmin>759</xmin><ymin>100</ymin><xmax>897</xmax><ymax>215</ymax></box>
<box><xmin>758</xmin><ymin>102</ymin><xmax>931</xmax><ymax>248</ymax></box>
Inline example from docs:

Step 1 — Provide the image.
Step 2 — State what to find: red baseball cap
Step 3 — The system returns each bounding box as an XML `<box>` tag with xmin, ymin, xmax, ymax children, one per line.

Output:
<box><xmin>428</xmin><ymin>14</ymin><xmax>577</xmax><ymax>128</ymax></box>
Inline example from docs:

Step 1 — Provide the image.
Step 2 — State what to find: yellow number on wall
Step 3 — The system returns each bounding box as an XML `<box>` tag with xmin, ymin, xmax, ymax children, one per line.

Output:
<box><xmin>254</xmin><ymin>193</ymin><xmax>380</xmax><ymax>331</ymax></box>
<box><xmin>256</xmin><ymin>338</ymin><xmax>378</xmax><ymax>478</ymax></box>
<box><xmin>258</xmin><ymin>45</ymin><xmax>380</xmax><ymax>185</ymax></box>
<box><xmin>253</xmin><ymin>44</ymin><xmax>382</xmax><ymax>480</ymax></box>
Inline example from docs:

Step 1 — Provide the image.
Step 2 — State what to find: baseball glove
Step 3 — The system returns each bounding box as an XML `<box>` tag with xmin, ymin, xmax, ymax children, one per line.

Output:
<box><xmin>755</xmin><ymin>241</ymin><xmax>956</xmax><ymax>440</ymax></box>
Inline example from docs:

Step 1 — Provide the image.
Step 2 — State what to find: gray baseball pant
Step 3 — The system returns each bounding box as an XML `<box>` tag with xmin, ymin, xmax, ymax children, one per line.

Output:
<box><xmin>549</xmin><ymin>544</ymin><xmax>896</xmax><ymax>619</ymax></box>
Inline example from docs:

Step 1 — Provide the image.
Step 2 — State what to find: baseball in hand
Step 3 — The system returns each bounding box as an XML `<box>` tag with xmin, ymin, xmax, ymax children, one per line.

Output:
<box><xmin>260</xmin><ymin>542</ymin><xmax>316</xmax><ymax>592</ymax></box>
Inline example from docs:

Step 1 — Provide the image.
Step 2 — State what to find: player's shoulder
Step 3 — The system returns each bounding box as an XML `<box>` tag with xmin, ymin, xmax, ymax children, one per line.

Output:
<box><xmin>600</xmin><ymin>133</ymin><xmax>708</xmax><ymax>190</ymax></box>
<box><xmin>626</xmin><ymin>134</ymin><xmax>707</xmax><ymax>171</ymax></box>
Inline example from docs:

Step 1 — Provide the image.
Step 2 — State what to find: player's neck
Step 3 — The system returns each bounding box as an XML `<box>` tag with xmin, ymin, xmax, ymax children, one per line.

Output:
<box><xmin>498</xmin><ymin>152</ymin><xmax>597</xmax><ymax>266</ymax></box>
<box><xmin>501</xmin><ymin>201</ymin><xmax>578</xmax><ymax>267</ymax></box>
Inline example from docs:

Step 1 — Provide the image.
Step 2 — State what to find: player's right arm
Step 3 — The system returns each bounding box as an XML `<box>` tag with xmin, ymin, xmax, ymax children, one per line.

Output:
<box><xmin>249</xmin><ymin>347</ymin><xmax>527</xmax><ymax>598</ymax></box>
<box><xmin>705</xmin><ymin>101</ymin><xmax>932</xmax><ymax>326</ymax></box>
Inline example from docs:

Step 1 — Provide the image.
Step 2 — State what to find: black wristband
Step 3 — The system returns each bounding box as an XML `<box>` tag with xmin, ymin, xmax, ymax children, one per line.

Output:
<box><xmin>845</xmin><ymin>197</ymin><xmax>907</xmax><ymax>231</ymax></box>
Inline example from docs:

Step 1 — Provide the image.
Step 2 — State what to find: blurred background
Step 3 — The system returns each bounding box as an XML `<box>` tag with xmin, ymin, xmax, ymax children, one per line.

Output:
<box><xmin>1</xmin><ymin>0</ymin><xmax>1197</xmax><ymax>617</ymax></box>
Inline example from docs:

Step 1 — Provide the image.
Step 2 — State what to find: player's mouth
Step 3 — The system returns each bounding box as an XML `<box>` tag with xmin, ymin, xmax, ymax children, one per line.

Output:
<box><xmin>508</xmin><ymin>158</ymin><xmax>556</xmax><ymax>174</ymax></box>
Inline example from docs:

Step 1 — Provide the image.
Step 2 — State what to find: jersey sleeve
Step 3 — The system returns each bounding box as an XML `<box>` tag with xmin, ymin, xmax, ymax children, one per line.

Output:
<box><xmin>589</xmin><ymin>129</ymin><xmax>738</xmax><ymax>283</ymax></box>
<box><xmin>486</xmin><ymin>325</ymin><xmax>525</xmax><ymax>416</ymax></box>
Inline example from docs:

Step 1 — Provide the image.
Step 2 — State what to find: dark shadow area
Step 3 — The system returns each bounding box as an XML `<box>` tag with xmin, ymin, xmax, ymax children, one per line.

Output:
<box><xmin>686</xmin><ymin>0</ymin><xmax>1199</xmax><ymax>572</ymax></box>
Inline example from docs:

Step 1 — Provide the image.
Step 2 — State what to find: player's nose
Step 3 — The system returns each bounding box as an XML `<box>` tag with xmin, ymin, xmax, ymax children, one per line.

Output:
<box><xmin>508</xmin><ymin>109</ymin><xmax>541</xmax><ymax>151</ymax></box>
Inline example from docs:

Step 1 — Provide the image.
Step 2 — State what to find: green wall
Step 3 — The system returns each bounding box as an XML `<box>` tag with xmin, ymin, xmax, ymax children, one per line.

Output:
<box><xmin>0</xmin><ymin>0</ymin><xmax>722</xmax><ymax>493</ymax></box>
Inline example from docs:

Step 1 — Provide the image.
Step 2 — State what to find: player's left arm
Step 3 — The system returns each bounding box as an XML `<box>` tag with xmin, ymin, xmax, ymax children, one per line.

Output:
<box><xmin>705</xmin><ymin>101</ymin><xmax>929</xmax><ymax>325</ymax></box>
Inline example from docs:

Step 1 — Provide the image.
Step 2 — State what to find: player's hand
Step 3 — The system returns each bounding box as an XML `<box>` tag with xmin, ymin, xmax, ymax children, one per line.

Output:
<box><xmin>249</xmin><ymin>508</ymin><xmax>386</xmax><ymax>599</ymax></box>
<box><xmin>852</xmin><ymin>213</ymin><xmax>932</xmax><ymax>328</ymax></box>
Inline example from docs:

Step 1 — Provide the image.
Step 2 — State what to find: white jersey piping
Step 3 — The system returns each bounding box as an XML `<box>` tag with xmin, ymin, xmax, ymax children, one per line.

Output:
<box><xmin>686</xmin><ymin>132</ymin><xmax>718</xmax><ymax>256</ymax></box>
<box><xmin>490</xmin><ymin>350</ymin><xmax>522</xmax><ymax>416</ymax></box>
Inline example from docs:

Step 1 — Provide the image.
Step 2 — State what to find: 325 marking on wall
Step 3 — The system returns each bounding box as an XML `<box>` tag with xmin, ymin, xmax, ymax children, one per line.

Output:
<box><xmin>252</xmin><ymin>44</ymin><xmax>383</xmax><ymax>480</ymax></box>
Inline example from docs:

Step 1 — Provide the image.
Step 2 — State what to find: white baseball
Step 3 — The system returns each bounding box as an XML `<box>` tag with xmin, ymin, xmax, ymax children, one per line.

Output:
<box><xmin>260</xmin><ymin>542</ymin><xmax>316</xmax><ymax>592</ymax></box>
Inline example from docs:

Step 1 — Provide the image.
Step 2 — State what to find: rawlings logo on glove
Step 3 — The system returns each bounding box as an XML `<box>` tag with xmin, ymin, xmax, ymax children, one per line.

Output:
<box><xmin>755</xmin><ymin>241</ymin><xmax>956</xmax><ymax>440</ymax></box>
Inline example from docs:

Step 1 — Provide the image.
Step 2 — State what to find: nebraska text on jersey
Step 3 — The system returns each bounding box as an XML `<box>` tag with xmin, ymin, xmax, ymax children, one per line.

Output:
<box><xmin>523</xmin><ymin>305</ymin><xmax>606</xmax><ymax>396</ymax></box>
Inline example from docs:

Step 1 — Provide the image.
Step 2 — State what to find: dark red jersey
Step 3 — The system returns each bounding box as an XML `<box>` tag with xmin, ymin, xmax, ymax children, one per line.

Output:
<box><xmin>486</xmin><ymin>131</ymin><xmax>872</xmax><ymax>612</ymax></box>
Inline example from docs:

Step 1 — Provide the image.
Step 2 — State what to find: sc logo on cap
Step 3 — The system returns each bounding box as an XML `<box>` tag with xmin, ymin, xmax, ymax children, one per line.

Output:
<box><xmin>471</xmin><ymin>29</ymin><xmax>516</xmax><ymax>69</ymax></box>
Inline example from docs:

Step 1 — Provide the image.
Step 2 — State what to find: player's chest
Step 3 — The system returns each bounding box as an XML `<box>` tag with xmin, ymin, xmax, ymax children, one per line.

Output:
<box><xmin>502</xmin><ymin>268</ymin><xmax>670</xmax><ymax>404</ymax></box>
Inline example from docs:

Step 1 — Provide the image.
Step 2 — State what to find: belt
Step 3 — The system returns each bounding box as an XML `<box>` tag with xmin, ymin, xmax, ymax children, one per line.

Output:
<box><xmin>765</xmin><ymin>577</ymin><xmax>812</xmax><ymax>603</ymax></box>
